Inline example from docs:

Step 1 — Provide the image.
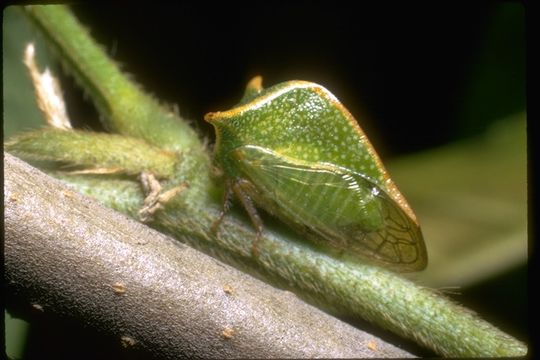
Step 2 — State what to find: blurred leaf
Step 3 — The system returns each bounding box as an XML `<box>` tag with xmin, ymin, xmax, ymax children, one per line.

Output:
<box><xmin>3</xmin><ymin>6</ymin><xmax>54</xmax><ymax>138</ymax></box>
<box><xmin>5</xmin><ymin>310</ymin><xmax>30</xmax><ymax>359</ymax></box>
<box><xmin>389</xmin><ymin>115</ymin><xmax>526</xmax><ymax>287</ymax></box>
<box><xmin>387</xmin><ymin>3</ymin><xmax>526</xmax><ymax>288</ymax></box>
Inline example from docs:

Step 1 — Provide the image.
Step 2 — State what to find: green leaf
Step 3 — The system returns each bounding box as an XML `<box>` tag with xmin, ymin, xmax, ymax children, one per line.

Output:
<box><xmin>3</xmin><ymin>6</ymin><xmax>53</xmax><ymax>138</ymax></box>
<box><xmin>388</xmin><ymin>115</ymin><xmax>526</xmax><ymax>287</ymax></box>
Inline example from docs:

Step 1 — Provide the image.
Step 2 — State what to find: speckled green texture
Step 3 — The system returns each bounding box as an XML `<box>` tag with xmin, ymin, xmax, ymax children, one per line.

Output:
<box><xmin>206</xmin><ymin>81</ymin><xmax>427</xmax><ymax>271</ymax></box>
<box><xmin>210</xmin><ymin>82</ymin><xmax>385</xmax><ymax>185</ymax></box>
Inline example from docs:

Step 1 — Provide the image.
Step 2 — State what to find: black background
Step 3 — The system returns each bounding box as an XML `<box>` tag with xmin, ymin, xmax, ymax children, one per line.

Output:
<box><xmin>63</xmin><ymin>2</ymin><xmax>525</xmax><ymax>157</ymax></box>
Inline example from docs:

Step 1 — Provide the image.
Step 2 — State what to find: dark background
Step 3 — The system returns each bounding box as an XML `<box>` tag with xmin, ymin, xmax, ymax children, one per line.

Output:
<box><xmin>7</xmin><ymin>2</ymin><xmax>527</xmax><ymax>359</ymax></box>
<box><xmin>63</xmin><ymin>2</ymin><xmax>525</xmax><ymax>157</ymax></box>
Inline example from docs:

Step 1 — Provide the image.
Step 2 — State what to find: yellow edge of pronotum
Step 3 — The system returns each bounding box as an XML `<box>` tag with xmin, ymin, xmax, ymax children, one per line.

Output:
<box><xmin>204</xmin><ymin>79</ymin><xmax>418</xmax><ymax>224</ymax></box>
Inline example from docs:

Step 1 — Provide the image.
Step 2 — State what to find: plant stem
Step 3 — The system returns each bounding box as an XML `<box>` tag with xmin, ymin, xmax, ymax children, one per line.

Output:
<box><xmin>5</xmin><ymin>128</ymin><xmax>178</xmax><ymax>178</ymax></box>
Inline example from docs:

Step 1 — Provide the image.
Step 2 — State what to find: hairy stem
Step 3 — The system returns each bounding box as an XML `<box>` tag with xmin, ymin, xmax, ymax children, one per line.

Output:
<box><xmin>5</xmin><ymin>128</ymin><xmax>179</xmax><ymax>178</ymax></box>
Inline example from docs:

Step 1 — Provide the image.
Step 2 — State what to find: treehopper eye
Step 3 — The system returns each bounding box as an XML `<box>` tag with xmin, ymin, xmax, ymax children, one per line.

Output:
<box><xmin>205</xmin><ymin>77</ymin><xmax>427</xmax><ymax>272</ymax></box>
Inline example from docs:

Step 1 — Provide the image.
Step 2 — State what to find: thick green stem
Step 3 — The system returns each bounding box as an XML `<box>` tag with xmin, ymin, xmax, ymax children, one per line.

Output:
<box><xmin>153</xmin><ymin>205</ymin><xmax>527</xmax><ymax>357</ymax></box>
<box><xmin>5</xmin><ymin>128</ymin><xmax>179</xmax><ymax>178</ymax></box>
<box><xmin>13</xmin><ymin>4</ymin><xmax>527</xmax><ymax>357</ymax></box>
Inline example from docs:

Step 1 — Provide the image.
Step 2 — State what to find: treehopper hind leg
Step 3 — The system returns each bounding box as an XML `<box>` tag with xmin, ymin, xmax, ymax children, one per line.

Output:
<box><xmin>212</xmin><ymin>178</ymin><xmax>265</xmax><ymax>257</ymax></box>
